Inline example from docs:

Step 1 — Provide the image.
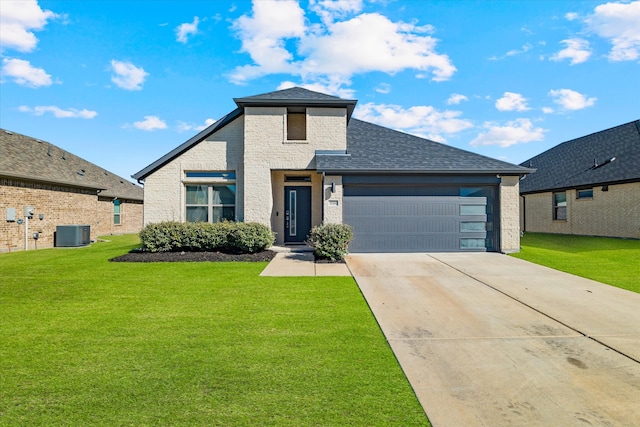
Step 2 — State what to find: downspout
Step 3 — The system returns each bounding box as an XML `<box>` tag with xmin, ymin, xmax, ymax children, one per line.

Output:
<box><xmin>521</xmin><ymin>194</ymin><xmax>526</xmax><ymax>233</ymax></box>
<box><xmin>321</xmin><ymin>171</ymin><xmax>325</xmax><ymax>224</ymax></box>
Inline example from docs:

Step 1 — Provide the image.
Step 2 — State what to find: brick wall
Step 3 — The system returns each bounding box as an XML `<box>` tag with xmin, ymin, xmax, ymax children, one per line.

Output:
<box><xmin>522</xmin><ymin>181</ymin><xmax>640</xmax><ymax>239</ymax></box>
<box><xmin>1</xmin><ymin>179</ymin><xmax>142</xmax><ymax>252</ymax></box>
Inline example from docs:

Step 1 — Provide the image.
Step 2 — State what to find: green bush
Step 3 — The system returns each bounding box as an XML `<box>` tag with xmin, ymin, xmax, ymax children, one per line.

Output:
<box><xmin>139</xmin><ymin>221</ymin><xmax>275</xmax><ymax>253</ymax></box>
<box><xmin>307</xmin><ymin>223</ymin><xmax>354</xmax><ymax>261</ymax></box>
<box><xmin>227</xmin><ymin>222</ymin><xmax>277</xmax><ymax>254</ymax></box>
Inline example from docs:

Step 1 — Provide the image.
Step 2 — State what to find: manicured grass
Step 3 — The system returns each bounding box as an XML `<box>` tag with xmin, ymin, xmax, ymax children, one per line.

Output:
<box><xmin>0</xmin><ymin>235</ymin><xmax>429</xmax><ymax>426</ymax></box>
<box><xmin>511</xmin><ymin>233</ymin><xmax>640</xmax><ymax>294</ymax></box>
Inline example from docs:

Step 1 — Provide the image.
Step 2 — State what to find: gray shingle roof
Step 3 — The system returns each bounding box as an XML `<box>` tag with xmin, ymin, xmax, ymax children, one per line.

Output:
<box><xmin>316</xmin><ymin>119</ymin><xmax>533</xmax><ymax>174</ymax></box>
<box><xmin>0</xmin><ymin>129</ymin><xmax>143</xmax><ymax>201</ymax></box>
<box><xmin>234</xmin><ymin>86</ymin><xmax>357</xmax><ymax>121</ymax></box>
<box><xmin>133</xmin><ymin>87</ymin><xmax>532</xmax><ymax>181</ymax></box>
<box><xmin>519</xmin><ymin>120</ymin><xmax>640</xmax><ymax>194</ymax></box>
<box><xmin>234</xmin><ymin>86</ymin><xmax>348</xmax><ymax>102</ymax></box>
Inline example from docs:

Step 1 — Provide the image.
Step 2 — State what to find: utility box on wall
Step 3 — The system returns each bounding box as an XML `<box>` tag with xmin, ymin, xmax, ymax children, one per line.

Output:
<box><xmin>55</xmin><ymin>225</ymin><xmax>91</xmax><ymax>247</ymax></box>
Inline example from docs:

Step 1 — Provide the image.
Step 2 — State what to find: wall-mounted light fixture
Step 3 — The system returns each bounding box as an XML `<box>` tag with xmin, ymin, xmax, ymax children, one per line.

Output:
<box><xmin>331</xmin><ymin>182</ymin><xmax>336</xmax><ymax>193</ymax></box>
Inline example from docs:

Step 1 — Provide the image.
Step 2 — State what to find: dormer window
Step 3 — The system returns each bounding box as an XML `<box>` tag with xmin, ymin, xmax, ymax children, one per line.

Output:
<box><xmin>287</xmin><ymin>107</ymin><xmax>306</xmax><ymax>140</ymax></box>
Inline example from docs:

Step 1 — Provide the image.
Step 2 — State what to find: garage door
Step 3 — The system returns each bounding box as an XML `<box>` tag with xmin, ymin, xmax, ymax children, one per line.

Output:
<box><xmin>343</xmin><ymin>184</ymin><xmax>498</xmax><ymax>253</ymax></box>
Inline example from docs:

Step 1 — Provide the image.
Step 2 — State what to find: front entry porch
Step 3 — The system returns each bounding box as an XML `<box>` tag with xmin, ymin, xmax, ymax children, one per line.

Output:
<box><xmin>270</xmin><ymin>171</ymin><xmax>324</xmax><ymax>245</ymax></box>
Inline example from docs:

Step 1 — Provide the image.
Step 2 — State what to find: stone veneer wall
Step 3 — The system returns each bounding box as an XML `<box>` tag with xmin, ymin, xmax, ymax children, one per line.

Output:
<box><xmin>0</xmin><ymin>179</ymin><xmax>142</xmax><ymax>252</ymax></box>
<box><xmin>499</xmin><ymin>175</ymin><xmax>521</xmax><ymax>253</ymax></box>
<box><xmin>522</xmin><ymin>181</ymin><xmax>640</xmax><ymax>239</ymax></box>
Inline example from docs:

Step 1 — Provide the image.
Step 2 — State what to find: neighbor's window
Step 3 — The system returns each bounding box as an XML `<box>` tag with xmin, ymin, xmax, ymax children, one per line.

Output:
<box><xmin>287</xmin><ymin>108</ymin><xmax>306</xmax><ymax>140</ymax></box>
<box><xmin>113</xmin><ymin>199</ymin><xmax>121</xmax><ymax>225</ymax></box>
<box><xmin>553</xmin><ymin>192</ymin><xmax>567</xmax><ymax>220</ymax></box>
<box><xmin>186</xmin><ymin>184</ymin><xmax>235</xmax><ymax>223</ymax></box>
<box><xmin>577</xmin><ymin>188</ymin><xmax>594</xmax><ymax>199</ymax></box>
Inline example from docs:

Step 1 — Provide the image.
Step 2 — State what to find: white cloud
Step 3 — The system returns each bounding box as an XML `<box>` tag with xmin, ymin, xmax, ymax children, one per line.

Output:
<box><xmin>175</xmin><ymin>16</ymin><xmax>199</xmax><ymax>43</ymax></box>
<box><xmin>375</xmin><ymin>83</ymin><xmax>391</xmax><ymax>94</ymax></box>
<box><xmin>131</xmin><ymin>116</ymin><xmax>167</xmax><ymax>131</ymax></box>
<box><xmin>585</xmin><ymin>1</ymin><xmax>640</xmax><ymax>61</ymax></box>
<box><xmin>470</xmin><ymin>119</ymin><xmax>547</xmax><ymax>147</ymax></box>
<box><xmin>565</xmin><ymin>12</ymin><xmax>579</xmax><ymax>21</ymax></box>
<box><xmin>495</xmin><ymin>92</ymin><xmax>529</xmax><ymax>112</ymax></box>
<box><xmin>550</xmin><ymin>38</ymin><xmax>591</xmax><ymax>64</ymax></box>
<box><xmin>355</xmin><ymin>102</ymin><xmax>473</xmax><ymax>142</ymax></box>
<box><xmin>109</xmin><ymin>60</ymin><xmax>148</xmax><ymax>90</ymax></box>
<box><xmin>18</xmin><ymin>105</ymin><xmax>97</xmax><ymax>118</ymax></box>
<box><xmin>506</xmin><ymin>43</ymin><xmax>532</xmax><ymax>56</ymax></box>
<box><xmin>0</xmin><ymin>0</ymin><xmax>58</xmax><ymax>52</ymax></box>
<box><xmin>230</xmin><ymin>3</ymin><xmax>455</xmax><ymax>91</ymax></box>
<box><xmin>446</xmin><ymin>93</ymin><xmax>468</xmax><ymax>105</ymax></box>
<box><xmin>542</xmin><ymin>107</ymin><xmax>554</xmax><ymax>114</ymax></box>
<box><xmin>177</xmin><ymin>118</ymin><xmax>216</xmax><ymax>132</ymax></box>
<box><xmin>1</xmin><ymin>58</ymin><xmax>52</xmax><ymax>87</ymax></box>
<box><xmin>309</xmin><ymin>0</ymin><xmax>363</xmax><ymax>26</ymax></box>
<box><xmin>548</xmin><ymin>88</ymin><xmax>597</xmax><ymax>110</ymax></box>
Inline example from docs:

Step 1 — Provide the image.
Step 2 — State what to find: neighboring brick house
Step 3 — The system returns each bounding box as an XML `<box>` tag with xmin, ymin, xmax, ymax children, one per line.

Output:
<box><xmin>519</xmin><ymin>120</ymin><xmax>640</xmax><ymax>239</ymax></box>
<box><xmin>1</xmin><ymin>129</ymin><xmax>144</xmax><ymax>252</ymax></box>
<box><xmin>133</xmin><ymin>87</ymin><xmax>533</xmax><ymax>253</ymax></box>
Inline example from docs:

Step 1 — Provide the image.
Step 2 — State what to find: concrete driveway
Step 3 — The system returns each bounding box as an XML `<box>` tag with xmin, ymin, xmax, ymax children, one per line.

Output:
<box><xmin>345</xmin><ymin>253</ymin><xmax>640</xmax><ymax>427</ymax></box>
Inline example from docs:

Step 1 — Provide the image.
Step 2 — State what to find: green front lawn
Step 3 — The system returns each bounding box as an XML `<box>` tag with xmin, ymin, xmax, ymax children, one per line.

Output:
<box><xmin>0</xmin><ymin>235</ymin><xmax>429</xmax><ymax>426</ymax></box>
<box><xmin>511</xmin><ymin>233</ymin><xmax>640</xmax><ymax>294</ymax></box>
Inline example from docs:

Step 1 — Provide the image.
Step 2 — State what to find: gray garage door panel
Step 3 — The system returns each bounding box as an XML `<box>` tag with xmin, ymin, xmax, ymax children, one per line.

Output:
<box><xmin>344</xmin><ymin>195</ymin><xmax>489</xmax><ymax>253</ymax></box>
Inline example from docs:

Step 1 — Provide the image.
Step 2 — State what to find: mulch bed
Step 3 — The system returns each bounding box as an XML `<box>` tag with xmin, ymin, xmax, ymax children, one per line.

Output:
<box><xmin>110</xmin><ymin>249</ymin><xmax>277</xmax><ymax>263</ymax></box>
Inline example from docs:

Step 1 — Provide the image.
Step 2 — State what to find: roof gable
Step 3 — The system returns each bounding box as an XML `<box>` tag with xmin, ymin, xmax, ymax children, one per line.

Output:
<box><xmin>316</xmin><ymin>119</ymin><xmax>533</xmax><ymax>174</ymax></box>
<box><xmin>234</xmin><ymin>86</ymin><xmax>357</xmax><ymax>121</ymax></box>
<box><xmin>519</xmin><ymin>120</ymin><xmax>640</xmax><ymax>194</ymax></box>
<box><xmin>0</xmin><ymin>129</ymin><xmax>143</xmax><ymax>201</ymax></box>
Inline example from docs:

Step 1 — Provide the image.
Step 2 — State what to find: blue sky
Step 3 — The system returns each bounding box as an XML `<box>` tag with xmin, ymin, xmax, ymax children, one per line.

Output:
<box><xmin>1</xmin><ymin>0</ymin><xmax>639</xmax><ymax>182</ymax></box>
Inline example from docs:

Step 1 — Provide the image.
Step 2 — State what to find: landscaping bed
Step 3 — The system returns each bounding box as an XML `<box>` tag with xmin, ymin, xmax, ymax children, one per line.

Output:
<box><xmin>110</xmin><ymin>249</ymin><xmax>276</xmax><ymax>262</ymax></box>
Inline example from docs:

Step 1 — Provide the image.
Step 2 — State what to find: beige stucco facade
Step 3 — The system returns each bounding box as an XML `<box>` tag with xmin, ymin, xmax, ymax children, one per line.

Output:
<box><xmin>521</xmin><ymin>181</ymin><xmax>640</xmax><ymax>239</ymax></box>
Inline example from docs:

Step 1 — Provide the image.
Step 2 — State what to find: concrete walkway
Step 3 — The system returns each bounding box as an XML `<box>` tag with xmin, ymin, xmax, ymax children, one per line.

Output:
<box><xmin>260</xmin><ymin>247</ymin><xmax>351</xmax><ymax>276</ymax></box>
<box><xmin>346</xmin><ymin>252</ymin><xmax>640</xmax><ymax>427</ymax></box>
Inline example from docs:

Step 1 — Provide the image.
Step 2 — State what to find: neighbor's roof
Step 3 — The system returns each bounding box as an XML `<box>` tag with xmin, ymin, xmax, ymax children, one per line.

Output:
<box><xmin>0</xmin><ymin>129</ymin><xmax>143</xmax><ymax>201</ymax></box>
<box><xmin>316</xmin><ymin>119</ymin><xmax>534</xmax><ymax>175</ymax></box>
<box><xmin>234</xmin><ymin>86</ymin><xmax>357</xmax><ymax>121</ymax></box>
<box><xmin>519</xmin><ymin>120</ymin><xmax>640</xmax><ymax>194</ymax></box>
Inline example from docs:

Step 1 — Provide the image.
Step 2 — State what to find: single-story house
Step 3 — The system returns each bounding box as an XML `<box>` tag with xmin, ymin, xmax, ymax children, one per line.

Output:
<box><xmin>519</xmin><ymin>120</ymin><xmax>640</xmax><ymax>239</ymax></box>
<box><xmin>132</xmin><ymin>87</ymin><xmax>533</xmax><ymax>253</ymax></box>
<box><xmin>0</xmin><ymin>129</ymin><xmax>144</xmax><ymax>252</ymax></box>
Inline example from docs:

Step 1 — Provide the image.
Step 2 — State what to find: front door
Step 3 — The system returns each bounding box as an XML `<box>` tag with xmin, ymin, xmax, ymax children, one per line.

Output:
<box><xmin>284</xmin><ymin>186</ymin><xmax>312</xmax><ymax>243</ymax></box>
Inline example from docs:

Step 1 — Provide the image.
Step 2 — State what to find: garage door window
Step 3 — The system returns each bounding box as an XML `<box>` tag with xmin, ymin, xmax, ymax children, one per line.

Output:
<box><xmin>460</xmin><ymin>205</ymin><xmax>485</xmax><ymax>215</ymax></box>
<box><xmin>461</xmin><ymin>221</ymin><xmax>486</xmax><ymax>232</ymax></box>
<box><xmin>461</xmin><ymin>238</ymin><xmax>487</xmax><ymax>249</ymax></box>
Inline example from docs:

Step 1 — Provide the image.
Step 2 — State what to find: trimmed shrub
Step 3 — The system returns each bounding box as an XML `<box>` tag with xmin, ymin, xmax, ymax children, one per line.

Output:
<box><xmin>307</xmin><ymin>223</ymin><xmax>354</xmax><ymax>261</ymax></box>
<box><xmin>139</xmin><ymin>221</ymin><xmax>274</xmax><ymax>254</ymax></box>
<box><xmin>227</xmin><ymin>222</ymin><xmax>276</xmax><ymax>254</ymax></box>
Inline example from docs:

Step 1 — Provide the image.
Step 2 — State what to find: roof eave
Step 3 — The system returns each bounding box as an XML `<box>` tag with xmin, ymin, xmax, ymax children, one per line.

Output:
<box><xmin>0</xmin><ymin>170</ymin><xmax>104</xmax><ymax>191</ymax></box>
<box><xmin>316</xmin><ymin>167</ymin><xmax>535</xmax><ymax>175</ymax></box>
<box><xmin>520</xmin><ymin>176</ymin><xmax>640</xmax><ymax>195</ymax></box>
<box><xmin>234</xmin><ymin>98</ymin><xmax>357</xmax><ymax>122</ymax></box>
